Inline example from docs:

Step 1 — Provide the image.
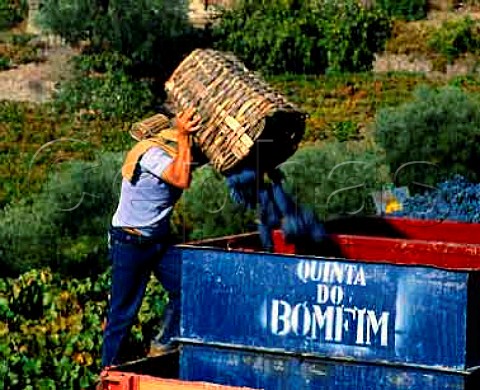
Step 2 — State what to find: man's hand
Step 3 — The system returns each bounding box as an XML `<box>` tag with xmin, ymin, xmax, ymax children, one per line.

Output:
<box><xmin>175</xmin><ymin>108</ymin><xmax>201</xmax><ymax>136</ymax></box>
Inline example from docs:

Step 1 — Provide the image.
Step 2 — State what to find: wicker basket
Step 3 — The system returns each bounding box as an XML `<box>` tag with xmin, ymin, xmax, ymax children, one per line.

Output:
<box><xmin>130</xmin><ymin>113</ymin><xmax>172</xmax><ymax>141</ymax></box>
<box><xmin>164</xmin><ymin>49</ymin><xmax>306</xmax><ymax>174</ymax></box>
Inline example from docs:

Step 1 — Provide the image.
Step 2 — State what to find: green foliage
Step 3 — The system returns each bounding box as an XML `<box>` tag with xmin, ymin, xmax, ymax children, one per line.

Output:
<box><xmin>269</xmin><ymin>72</ymin><xmax>441</xmax><ymax>142</ymax></box>
<box><xmin>212</xmin><ymin>0</ymin><xmax>391</xmax><ymax>75</ymax></box>
<box><xmin>71</xmin><ymin>51</ymin><xmax>133</xmax><ymax>74</ymax></box>
<box><xmin>0</xmin><ymin>153</ymin><xmax>123</xmax><ymax>277</ymax></box>
<box><xmin>0</xmin><ymin>0</ymin><xmax>27</xmax><ymax>30</ymax></box>
<box><xmin>0</xmin><ymin>268</ymin><xmax>167</xmax><ymax>389</ymax></box>
<box><xmin>280</xmin><ymin>142</ymin><xmax>389</xmax><ymax>220</ymax></box>
<box><xmin>448</xmin><ymin>74</ymin><xmax>480</xmax><ymax>88</ymax></box>
<box><xmin>331</xmin><ymin>121</ymin><xmax>360</xmax><ymax>142</ymax></box>
<box><xmin>37</xmin><ymin>0</ymin><xmax>205</xmax><ymax>79</ymax></box>
<box><xmin>318</xmin><ymin>0</ymin><xmax>392</xmax><ymax>73</ymax></box>
<box><xmin>50</xmin><ymin>48</ymin><xmax>160</xmax><ymax>121</ymax></box>
<box><xmin>374</xmin><ymin>85</ymin><xmax>480</xmax><ymax>189</ymax></box>
<box><xmin>212</xmin><ymin>0</ymin><xmax>328</xmax><ymax>74</ymax></box>
<box><xmin>428</xmin><ymin>16</ymin><xmax>480</xmax><ymax>62</ymax></box>
<box><xmin>174</xmin><ymin>143</ymin><xmax>389</xmax><ymax>239</ymax></box>
<box><xmin>53</xmin><ymin>67</ymin><xmax>156</xmax><ymax>121</ymax></box>
<box><xmin>0</xmin><ymin>101</ymin><xmax>131</xmax><ymax>208</ymax></box>
<box><xmin>3</xmin><ymin>74</ymin><xmax>480</xmax><ymax>278</ymax></box>
<box><xmin>0</xmin><ymin>33</ymin><xmax>44</xmax><ymax>67</ymax></box>
<box><xmin>0</xmin><ymin>141</ymin><xmax>388</xmax><ymax>276</ymax></box>
<box><xmin>8</xmin><ymin>32</ymin><xmax>36</xmax><ymax>46</ymax></box>
<box><xmin>376</xmin><ymin>0</ymin><xmax>428</xmax><ymax>21</ymax></box>
<box><xmin>0</xmin><ymin>54</ymin><xmax>9</xmax><ymax>69</ymax></box>
<box><xmin>173</xmin><ymin>167</ymin><xmax>257</xmax><ymax>241</ymax></box>
<box><xmin>384</xmin><ymin>16</ymin><xmax>480</xmax><ymax>67</ymax></box>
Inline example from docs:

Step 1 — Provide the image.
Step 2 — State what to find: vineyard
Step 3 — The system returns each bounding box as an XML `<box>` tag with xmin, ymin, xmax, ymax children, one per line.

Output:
<box><xmin>0</xmin><ymin>269</ymin><xmax>167</xmax><ymax>389</ymax></box>
<box><xmin>2</xmin><ymin>0</ymin><xmax>480</xmax><ymax>388</ymax></box>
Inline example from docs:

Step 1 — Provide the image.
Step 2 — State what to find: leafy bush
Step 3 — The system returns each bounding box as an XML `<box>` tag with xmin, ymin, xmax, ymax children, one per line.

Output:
<box><xmin>374</xmin><ymin>85</ymin><xmax>480</xmax><ymax>189</ymax></box>
<box><xmin>0</xmin><ymin>0</ymin><xmax>27</xmax><ymax>30</ymax></box>
<box><xmin>37</xmin><ymin>0</ymin><xmax>206</xmax><ymax>79</ymax></box>
<box><xmin>70</xmin><ymin>51</ymin><xmax>133</xmax><ymax>74</ymax></box>
<box><xmin>212</xmin><ymin>0</ymin><xmax>328</xmax><ymax>74</ymax></box>
<box><xmin>174</xmin><ymin>167</ymin><xmax>257</xmax><ymax>241</ymax></box>
<box><xmin>212</xmin><ymin>0</ymin><xmax>391</xmax><ymax>74</ymax></box>
<box><xmin>428</xmin><ymin>16</ymin><xmax>480</xmax><ymax>62</ymax></box>
<box><xmin>318</xmin><ymin>0</ymin><xmax>392</xmax><ymax>73</ymax></box>
<box><xmin>8</xmin><ymin>32</ymin><xmax>37</xmax><ymax>46</ymax></box>
<box><xmin>0</xmin><ymin>153</ymin><xmax>123</xmax><ymax>277</ymax></box>
<box><xmin>280</xmin><ymin>142</ymin><xmax>389</xmax><ymax>220</ymax></box>
<box><xmin>53</xmin><ymin>67</ymin><xmax>156</xmax><ymax>121</ymax></box>
<box><xmin>0</xmin><ymin>54</ymin><xmax>10</xmax><ymax>69</ymax></box>
<box><xmin>51</xmin><ymin>50</ymin><xmax>157</xmax><ymax>120</ymax></box>
<box><xmin>0</xmin><ymin>268</ymin><xmax>167</xmax><ymax>389</ymax></box>
<box><xmin>376</xmin><ymin>0</ymin><xmax>428</xmax><ymax>21</ymax></box>
<box><xmin>330</xmin><ymin>120</ymin><xmax>360</xmax><ymax>142</ymax></box>
<box><xmin>384</xmin><ymin>16</ymin><xmax>480</xmax><ymax>66</ymax></box>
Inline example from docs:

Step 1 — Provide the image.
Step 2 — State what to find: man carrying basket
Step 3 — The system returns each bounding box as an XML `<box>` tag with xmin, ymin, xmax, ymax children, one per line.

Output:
<box><xmin>101</xmin><ymin>108</ymin><xmax>201</xmax><ymax>368</ymax></box>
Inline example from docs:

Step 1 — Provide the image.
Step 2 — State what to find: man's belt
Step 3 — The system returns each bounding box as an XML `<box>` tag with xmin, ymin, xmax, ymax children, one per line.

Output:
<box><xmin>109</xmin><ymin>226</ymin><xmax>160</xmax><ymax>246</ymax></box>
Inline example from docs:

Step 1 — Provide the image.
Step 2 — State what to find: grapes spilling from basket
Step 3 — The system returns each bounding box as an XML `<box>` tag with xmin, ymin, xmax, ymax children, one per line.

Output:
<box><xmin>392</xmin><ymin>175</ymin><xmax>480</xmax><ymax>222</ymax></box>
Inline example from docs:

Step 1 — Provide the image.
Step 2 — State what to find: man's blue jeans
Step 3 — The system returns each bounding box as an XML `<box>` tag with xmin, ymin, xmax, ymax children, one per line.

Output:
<box><xmin>101</xmin><ymin>228</ymin><xmax>181</xmax><ymax>368</ymax></box>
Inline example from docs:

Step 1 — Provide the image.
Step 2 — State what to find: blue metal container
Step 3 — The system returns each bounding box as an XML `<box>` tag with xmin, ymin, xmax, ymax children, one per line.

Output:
<box><xmin>176</xmin><ymin>245</ymin><xmax>480</xmax><ymax>371</ymax></box>
<box><xmin>153</xmin><ymin>217</ymin><xmax>480</xmax><ymax>389</ymax></box>
<box><xmin>179</xmin><ymin>342</ymin><xmax>480</xmax><ymax>390</ymax></box>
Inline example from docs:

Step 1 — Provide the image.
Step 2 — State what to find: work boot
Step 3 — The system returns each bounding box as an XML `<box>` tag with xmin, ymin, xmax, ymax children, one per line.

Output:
<box><xmin>149</xmin><ymin>304</ymin><xmax>180</xmax><ymax>356</ymax></box>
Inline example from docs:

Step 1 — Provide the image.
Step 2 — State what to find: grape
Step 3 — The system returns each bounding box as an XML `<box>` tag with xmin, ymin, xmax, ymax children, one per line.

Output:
<box><xmin>393</xmin><ymin>175</ymin><xmax>480</xmax><ymax>223</ymax></box>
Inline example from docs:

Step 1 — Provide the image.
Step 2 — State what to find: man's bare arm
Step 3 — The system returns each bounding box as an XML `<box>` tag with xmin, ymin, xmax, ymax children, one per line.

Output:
<box><xmin>161</xmin><ymin>108</ymin><xmax>201</xmax><ymax>189</ymax></box>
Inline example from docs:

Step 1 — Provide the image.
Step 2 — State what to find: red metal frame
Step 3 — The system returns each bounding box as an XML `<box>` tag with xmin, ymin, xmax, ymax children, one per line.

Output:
<box><xmin>99</xmin><ymin>370</ymin><xmax>257</xmax><ymax>389</ymax></box>
<box><xmin>270</xmin><ymin>219</ymin><xmax>480</xmax><ymax>271</ymax></box>
<box><xmin>186</xmin><ymin>217</ymin><xmax>480</xmax><ymax>271</ymax></box>
<box><xmin>326</xmin><ymin>216</ymin><xmax>480</xmax><ymax>245</ymax></box>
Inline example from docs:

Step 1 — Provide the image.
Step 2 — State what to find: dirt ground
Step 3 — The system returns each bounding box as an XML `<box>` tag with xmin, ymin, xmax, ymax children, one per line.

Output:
<box><xmin>0</xmin><ymin>42</ymin><xmax>76</xmax><ymax>103</ymax></box>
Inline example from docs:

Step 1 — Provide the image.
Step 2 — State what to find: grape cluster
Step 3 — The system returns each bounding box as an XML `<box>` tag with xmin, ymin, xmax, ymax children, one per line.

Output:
<box><xmin>393</xmin><ymin>175</ymin><xmax>480</xmax><ymax>222</ymax></box>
